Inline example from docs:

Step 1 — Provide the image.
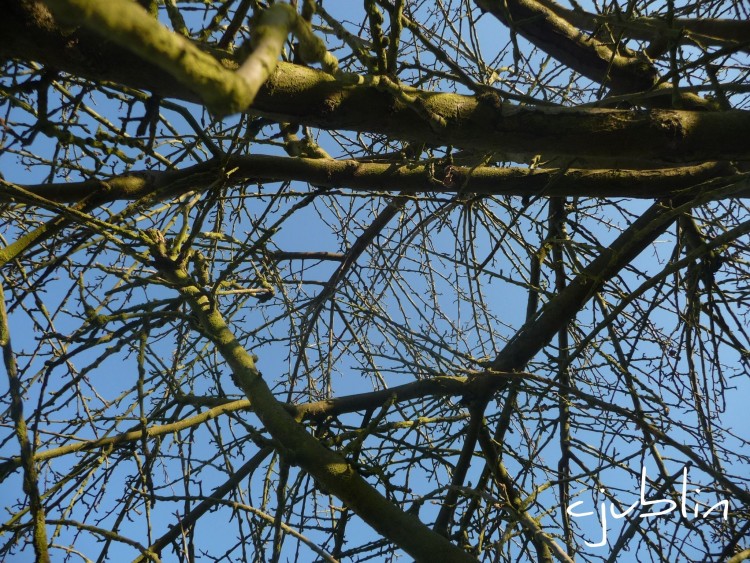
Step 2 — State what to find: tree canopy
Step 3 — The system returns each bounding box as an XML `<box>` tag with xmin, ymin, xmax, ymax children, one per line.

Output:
<box><xmin>1</xmin><ymin>0</ymin><xmax>749</xmax><ymax>561</ymax></box>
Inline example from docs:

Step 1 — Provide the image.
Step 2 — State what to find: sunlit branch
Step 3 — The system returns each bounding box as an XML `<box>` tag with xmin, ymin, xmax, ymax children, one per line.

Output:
<box><xmin>144</xmin><ymin>231</ymin><xmax>476</xmax><ymax>562</ymax></box>
<box><xmin>6</xmin><ymin>159</ymin><xmax>742</xmax><ymax>205</ymax></box>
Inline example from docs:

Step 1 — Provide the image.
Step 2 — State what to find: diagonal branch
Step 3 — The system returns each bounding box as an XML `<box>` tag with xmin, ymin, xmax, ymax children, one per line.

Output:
<box><xmin>474</xmin><ymin>0</ymin><xmax>713</xmax><ymax>108</ymax></box>
<box><xmin>143</xmin><ymin>233</ymin><xmax>475</xmax><ymax>562</ymax></box>
<box><xmin>475</xmin><ymin>0</ymin><xmax>657</xmax><ymax>94</ymax></box>
<box><xmin>477</xmin><ymin>425</ymin><xmax>572</xmax><ymax>563</ymax></box>
<box><xmin>133</xmin><ymin>447</ymin><xmax>274</xmax><ymax>563</ymax></box>
<box><xmin>288</xmin><ymin>194</ymin><xmax>407</xmax><ymax>396</ymax></box>
<box><xmin>42</xmin><ymin>0</ymin><xmax>336</xmax><ymax>115</ymax></box>
<box><xmin>470</xmin><ymin>174</ymin><xmax>750</xmax><ymax>396</ymax></box>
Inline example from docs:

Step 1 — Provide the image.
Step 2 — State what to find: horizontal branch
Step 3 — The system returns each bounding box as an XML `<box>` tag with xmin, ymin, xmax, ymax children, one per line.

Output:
<box><xmin>287</xmin><ymin>376</ymin><xmax>468</xmax><ymax>420</ymax></box>
<box><xmin>534</xmin><ymin>0</ymin><xmax>750</xmax><ymax>53</ymax></box>
<box><xmin>6</xmin><ymin>365</ymin><xmax>748</xmax><ymax>508</ymax></box>
<box><xmin>0</xmin><ymin>375</ymin><xmax>466</xmax><ymax>477</ymax></box>
<box><xmin>3</xmin><ymin>2</ymin><xmax>750</xmax><ymax>163</ymax></box>
<box><xmin>0</xmin><ymin>399</ymin><xmax>257</xmax><ymax>476</ymax></box>
<box><xmin>269</xmin><ymin>250</ymin><xmax>345</xmax><ymax>261</ymax></box>
<box><xmin>187</xmin><ymin>72</ymin><xmax>750</xmax><ymax>162</ymax></box>
<box><xmin>5</xmin><ymin>157</ymin><xmax>743</xmax><ymax>205</ymax></box>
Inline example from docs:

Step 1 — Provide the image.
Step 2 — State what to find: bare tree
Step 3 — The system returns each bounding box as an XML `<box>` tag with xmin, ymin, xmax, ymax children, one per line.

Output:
<box><xmin>1</xmin><ymin>0</ymin><xmax>749</xmax><ymax>561</ymax></box>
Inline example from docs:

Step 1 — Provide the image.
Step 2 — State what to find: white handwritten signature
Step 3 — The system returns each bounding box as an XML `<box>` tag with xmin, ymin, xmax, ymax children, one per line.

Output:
<box><xmin>566</xmin><ymin>465</ymin><xmax>729</xmax><ymax>548</ymax></box>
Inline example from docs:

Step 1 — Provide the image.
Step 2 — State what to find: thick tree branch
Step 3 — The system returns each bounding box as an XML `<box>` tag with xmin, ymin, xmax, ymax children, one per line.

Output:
<box><xmin>479</xmin><ymin>175</ymin><xmax>748</xmax><ymax>381</ymax></box>
<box><xmin>42</xmin><ymin>0</ymin><xmax>335</xmax><ymax>115</ymax></box>
<box><xmin>2</xmin><ymin>2</ymin><xmax>749</xmax><ymax>163</ymax></box>
<box><xmin>475</xmin><ymin>0</ymin><xmax>712</xmax><ymax>108</ymax></box>
<box><xmin>4</xmin><ymin>159</ymin><xmax>742</xmax><ymax>205</ymax></box>
<box><xmin>474</xmin><ymin>0</ymin><xmax>656</xmax><ymax>94</ymax></box>
<box><xmin>534</xmin><ymin>0</ymin><xmax>750</xmax><ymax>53</ymax></box>
<box><xmin>144</xmin><ymin>235</ymin><xmax>475</xmax><ymax>562</ymax></box>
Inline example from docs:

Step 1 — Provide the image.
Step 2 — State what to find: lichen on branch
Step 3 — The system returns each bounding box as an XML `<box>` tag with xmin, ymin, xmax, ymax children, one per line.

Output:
<box><xmin>43</xmin><ymin>0</ymin><xmax>338</xmax><ymax>115</ymax></box>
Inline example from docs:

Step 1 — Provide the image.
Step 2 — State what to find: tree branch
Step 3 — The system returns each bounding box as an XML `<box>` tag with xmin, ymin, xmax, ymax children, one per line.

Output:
<box><xmin>4</xmin><ymin>159</ymin><xmax>742</xmax><ymax>205</ymax></box>
<box><xmin>42</xmin><ymin>0</ymin><xmax>334</xmax><ymax>115</ymax></box>
<box><xmin>478</xmin><ymin>174</ymin><xmax>748</xmax><ymax>382</ymax></box>
<box><xmin>475</xmin><ymin>0</ymin><xmax>713</xmax><ymax>108</ymax></box>
<box><xmin>534</xmin><ymin>0</ymin><xmax>750</xmax><ymax>53</ymax></box>
<box><xmin>144</xmin><ymin>234</ymin><xmax>475</xmax><ymax>562</ymax></box>
<box><xmin>3</xmin><ymin>2</ymin><xmax>749</xmax><ymax>162</ymax></box>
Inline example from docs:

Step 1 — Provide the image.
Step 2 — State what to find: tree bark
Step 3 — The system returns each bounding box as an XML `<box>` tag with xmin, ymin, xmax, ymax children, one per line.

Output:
<box><xmin>2</xmin><ymin>2</ymin><xmax>749</xmax><ymax>164</ymax></box>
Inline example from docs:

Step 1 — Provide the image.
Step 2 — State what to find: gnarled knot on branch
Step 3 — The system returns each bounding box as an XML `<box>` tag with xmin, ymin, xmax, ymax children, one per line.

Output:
<box><xmin>142</xmin><ymin>228</ymin><xmax>197</xmax><ymax>285</ymax></box>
